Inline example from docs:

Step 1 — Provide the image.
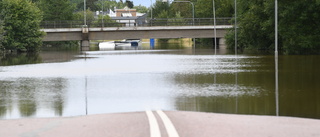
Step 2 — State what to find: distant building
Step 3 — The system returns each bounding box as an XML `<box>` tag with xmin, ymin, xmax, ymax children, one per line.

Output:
<box><xmin>109</xmin><ymin>6</ymin><xmax>147</xmax><ymax>27</ymax></box>
<box><xmin>94</xmin><ymin>6</ymin><xmax>147</xmax><ymax>27</ymax></box>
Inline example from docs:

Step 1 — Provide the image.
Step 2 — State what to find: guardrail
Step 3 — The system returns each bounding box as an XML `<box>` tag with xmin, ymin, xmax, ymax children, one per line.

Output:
<box><xmin>41</xmin><ymin>18</ymin><xmax>232</xmax><ymax>29</ymax></box>
<box><xmin>150</xmin><ymin>18</ymin><xmax>232</xmax><ymax>26</ymax></box>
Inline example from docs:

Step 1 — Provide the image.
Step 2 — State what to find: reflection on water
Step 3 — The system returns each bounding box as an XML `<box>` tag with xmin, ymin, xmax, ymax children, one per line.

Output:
<box><xmin>0</xmin><ymin>49</ymin><xmax>320</xmax><ymax>119</ymax></box>
<box><xmin>0</xmin><ymin>53</ymin><xmax>42</xmax><ymax>66</ymax></box>
<box><xmin>0</xmin><ymin>78</ymin><xmax>66</xmax><ymax>118</ymax></box>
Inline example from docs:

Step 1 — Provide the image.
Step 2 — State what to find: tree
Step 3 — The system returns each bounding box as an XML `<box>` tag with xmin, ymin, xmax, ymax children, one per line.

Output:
<box><xmin>94</xmin><ymin>0</ymin><xmax>126</xmax><ymax>11</ymax></box>
<box><xmin>225</xmin><ymin>0</ymin><xmax>320</xmax><ymax>54</ymax></box>
<box><xmin>278</xmin><ymin>0</ymin><xmax>320</xmax><ymax>54</ymax></box>
<box><xmin>87</xmin><ymin>0</ymin><xmax>98</xmax><ymax>11</ymax></box>
<box><xmin>126</xmin><ymin>0</ymin><xmax>134</xmax><ymax>9</ymax></box>
<box><xmin>215</xmin><ymin>0</ymin><xmax>234</xmax><ymax>17</ymax></box>
<box><xmin>151</xmin><ymin>1</ymin><xmax>171</xmax><ymax>18</ymax></box>
<box><xmin>0</xmin><ymin>20</ymin><xmax>4</xmax><ymax>50</ymax></box>
<box><xmin>38</xmin><ymin>0</ymin><xmax>76</xmax><ymax>21</ymax></box>
<box><xmin>116</xmin><ymin>0</ymin><xmax>126</xmax><ymax>9</ymax></box>
<box><xmin>73</xmin><ymin>9</ymin><xmax>95</xmax><ymax>22</ymax></box>
<box><xmin>226</xmin><ymin>0</ymin><xmax>274</xmax><ymax>50</ymax></box>
<box><xmin>94</xmin><ymin>14</ymin><xmax>118</xmax><ymax>27</ymax></box>
<box><xmin>171</xmin><ymin>1</ymin><xmax>192</xmax><ymax>18</ymax></box>
<box><xmin>134</xmin><ymin>5</ymin><xmax>148</xmax><ymax>13</ymax></box>
<box><xmin>189</xmin><ymin>0</ymin><xmax>234</xmax><ymax>48</ymax></box>
<box><xmin>0</xmin><ymin>0</ymin><xmax>45</xmax><ymax>52</ymax></box>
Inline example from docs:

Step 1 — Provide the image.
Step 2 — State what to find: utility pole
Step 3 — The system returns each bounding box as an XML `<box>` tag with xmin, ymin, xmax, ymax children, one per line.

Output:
<box><xmin>84</xmin><ymin>0</ymin><xmax>87</xmax><ymax>26</ymax></box>
<box><xmin>213</xmin><ymin>0</ymin><xmax>217</xmax><ymax>54</ymax></box>
<box><xmin>234</xmin><ymin>0</ymin><xmax>237</xmax><ymax>55</ymax></box>
<box><xmin>275</xmin><ymin>0</ymin><xmax>279</xmax><ymax>117</ymax></box>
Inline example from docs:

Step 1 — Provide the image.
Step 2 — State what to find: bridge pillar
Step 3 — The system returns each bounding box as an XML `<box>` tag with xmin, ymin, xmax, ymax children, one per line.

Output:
<box><xmin>81</xmin><ymin>40</ymin><xmax>90</xmax><ymax>51</ymax></box>
<box><xmin>81</xmin><ymin>26</ymin><xmax>90</xmax><ymax>51</ymax></box>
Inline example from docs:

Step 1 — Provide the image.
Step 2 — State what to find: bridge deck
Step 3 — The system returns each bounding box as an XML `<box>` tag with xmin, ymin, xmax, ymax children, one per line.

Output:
<box><xmin>41</xmin><ymin>25</ymin><xmax>233</xmax><ymax>41</ymax></box>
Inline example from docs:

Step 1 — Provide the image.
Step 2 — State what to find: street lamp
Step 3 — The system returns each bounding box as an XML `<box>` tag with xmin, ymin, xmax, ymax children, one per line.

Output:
<box><xmin>275</xmin><ymin>0</ymin><xmax>279</xmax><ymax>117</ymax></box>
<box><xmin>99</xmin><ymin>0</ymin><xmax>105</xmax><ymax>28</ymax></box>
<box><xmin>213</xmin><ymin>0</ymin><xmax>217</xmax><ymax>54</ymax></box>
<box><xmin>275</xmin><ymin>0</ymin><xmax>278</xmax><ymax>55</ymax></box>
<box><xmin>234</xmin><ymin>0</ymin><xmax>237</xmax><ymax>55</ymax></box>
<box><xmin>150</xmin><ymin>0</ymin><xmax>153</xmax><ymax>19</ymax></box>
<box><xmin>84</xmin><ymin>0</ymin><xmax>87</xmax><ymax>26</ymax></box>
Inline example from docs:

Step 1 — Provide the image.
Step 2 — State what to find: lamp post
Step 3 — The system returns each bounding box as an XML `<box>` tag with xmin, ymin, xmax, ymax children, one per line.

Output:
<box><xmin>213</xmin><ymin>0</ymin><xmax>217</xmax><ymax>54</ymax></box>
<box><xmin>275</xmin><ymin>0</ymin><xmax>278</xmax><ymax>55</ymax></box>
<box><xmin>84</xmin><ymin>0</ymin><xmax>87</xmax><ymax>26</ymax></box>
<box><xmin>275</xmin><ymin>0</ymin><xmax>279</xmax><ymax>117</ymax></box>
<box><xmin>101</xmin><ymin>0</ymin><xmax>105</xmax><ymax>28</ymax></box>
<box><xmin>150</xmin><ymin>0</ymin><xmax>153</xmax><ymax>19</ymax></box>
<box><xmin>234</xmin><ymin>0</ymin><xmax>237</xmax><ymax>55</ymax></box>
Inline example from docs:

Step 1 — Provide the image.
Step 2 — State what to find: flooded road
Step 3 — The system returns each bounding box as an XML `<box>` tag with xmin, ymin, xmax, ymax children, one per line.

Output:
<box><xmin>0</xmin><ymin>49</ymin><xmax>319</xmax><ymax>119</ymax></box>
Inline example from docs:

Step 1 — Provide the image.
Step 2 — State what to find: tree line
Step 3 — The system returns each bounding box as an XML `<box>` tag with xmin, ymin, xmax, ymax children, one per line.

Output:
<box><xmin>151</xmin><ymin>0</ymin><xmax>320</xmax><ymax>54</ymax></box>
<box><xmin>0</xmin><ymin>0</ymin><xmax>142</xmax><ymax>52</ymax></box>
<box><xmin>1</xmin><ymin>0</ymin><xmax>320</xmax><ymax>54</ymax></box>
<box><xmin>225</xmin><ymin>0</ymin><xmax>320</xmax><ymax>54</ymax></box>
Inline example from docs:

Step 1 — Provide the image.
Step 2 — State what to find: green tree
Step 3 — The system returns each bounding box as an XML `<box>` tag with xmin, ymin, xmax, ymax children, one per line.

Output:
<box><xmin>188</xmin><ymin>0</ymin><xmax>234</xmax><ymax>48</ymax></box>
<box><xmin>126</xmin><ymin>0</ymin><xmax>134</xmax><ymax>9</ymax></box>
<box><xmin>134</xmin><ymin>5</ymin><xmax>148</xmax><ymax>13</ymax></box>
<box><xmin>74</xmin><ymin>9</ymin><xmax>96</xmax><ymax>21</ymax></box>
<box><xmin>215</xmin><ymin>0</ymin><xmax>234</xmax><ymax>17</ymax></box>
<box><xmin>278</xmin><ymin>0</ymin><xmax>320</xmax><ymax>54</ymax></box>
<box><xmin>38</xmin><ymin>0</ymin><xmax>76</xmax><ymax>21</ymax></box>
<box><xmin>171</xmin><ymin>1</ymin><xmax>192</xmax><ymax>18</ymax></box>
<box><xmin>87</xmin><ymin>0</ymin><xmax>98</xmax><ymax>11</ymax></box>
<box><xmin>226</xmin><ymin>0</ymin><xmax>320</xmax><ymax>54</ymax></box>
<box><xmin>226</xmin><ymin>0</ymin><xmax>274</xmax><ymax>50</ymax></box>
<box><xmin>92</xmin><ymin>0</ymin><xmax>125</xmax><ymax>12</ymax></box>
<box><xmin>94</xmin><ymin>15</ymin><xmax>118</xmax><ymax>27</ymax></box>
<box><xmin>151</xmin><ymin>1</ymin><xmax>171</xmax><ymax>18</ymax></box>
<box><xmin>0</xmin><ymin>0</ymin><xmax>45</xmax><ymax>52</ymax></box>
<box><xmin>0</xmin><ymin>20</ymin><xmax>4</xmax><ymax>51</ymax></box>
<box><xmin>116</xmin><ymin>0</ymin><xmax>126</xmax><ymax>9</ymax></box>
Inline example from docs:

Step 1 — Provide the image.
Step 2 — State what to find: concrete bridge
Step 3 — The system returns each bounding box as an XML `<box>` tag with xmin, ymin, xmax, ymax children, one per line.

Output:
<box><xmin>40</xmin><ymin>18</ymin><xmax>233</xmax><ymax>50</ymax></box>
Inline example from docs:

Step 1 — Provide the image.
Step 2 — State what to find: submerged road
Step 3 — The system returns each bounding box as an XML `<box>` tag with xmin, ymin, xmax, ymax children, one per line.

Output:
<box><xmin>1</xmin><ymin>111</ymin><xmax>320</xmax><ymax>137</ymax></box>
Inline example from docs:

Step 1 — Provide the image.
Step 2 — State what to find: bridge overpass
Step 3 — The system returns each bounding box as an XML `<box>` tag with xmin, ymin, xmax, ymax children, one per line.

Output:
<box><xmin>40</xmin><ymin>18</ymin><xmax>233</xmax><ymax>50</ymax></box>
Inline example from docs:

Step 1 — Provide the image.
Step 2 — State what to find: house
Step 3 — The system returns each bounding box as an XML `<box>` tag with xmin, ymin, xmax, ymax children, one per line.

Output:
<box><xmin>108</xmin><ymin>6</ymin><xmax>147</xmax><ymax>27</ymax></box>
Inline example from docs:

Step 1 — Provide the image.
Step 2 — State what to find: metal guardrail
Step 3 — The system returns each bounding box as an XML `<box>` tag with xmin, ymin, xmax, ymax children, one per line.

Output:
<box><xmin>150</xmin><ymin>18</ymin><xmax>232</xmax><ymax>26</ymax></box>
<box><xmin>41</xmin><ymin>18</ymin><xmax>232</xmax><ymax>29</ymax></box>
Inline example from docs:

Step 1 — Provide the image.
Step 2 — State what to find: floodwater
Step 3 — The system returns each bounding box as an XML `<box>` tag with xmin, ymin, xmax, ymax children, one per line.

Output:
<box><xmin>0</xmin><ymin>47</ymin><xmax>320</xmax><ymax>119</ymax></box>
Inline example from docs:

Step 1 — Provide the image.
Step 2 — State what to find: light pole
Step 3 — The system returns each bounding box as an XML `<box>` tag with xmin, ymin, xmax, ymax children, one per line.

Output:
<box><xmin>275</xmin><ymin>0</ymin><xmax>279</xmax><ymax>117</ymax></box>
<box><xmin>100</xmin><ymin>0</ymin><xmax>105</xmax><ymax>28</ymax></box>
<box><xmin>150</xmin><ymin>0</ymin><xmax>153</xmax><ymax>19</ymax></box>
<box><xmin>234</xmin><ymin>0</ymin><xmax>237</xmax><ymax>55</ymax></box>
<box><xmin>84</xmin><ymin>0</ymin><xmax>87</xmax><ymax>26</ymax></box>
<box><xmin>213</xmin><ymin>0</ymin><xmax>217</xmax><ymax>54</ymax></box>
<box><xmin>275</xmin><ymin>0</ymin><xmax>278</xmax><ymax>55</ymax></box>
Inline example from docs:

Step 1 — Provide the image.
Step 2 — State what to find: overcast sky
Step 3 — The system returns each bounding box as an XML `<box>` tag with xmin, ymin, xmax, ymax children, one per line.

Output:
<box><xmin>118</xmin><ymin>0</ymin><xmax>167</xmax><ymax>8</ymax></box>
<box><xmin>132</xmin><ymin>0</ymin><xmax>152</xmax><ymax>7</ymax></box>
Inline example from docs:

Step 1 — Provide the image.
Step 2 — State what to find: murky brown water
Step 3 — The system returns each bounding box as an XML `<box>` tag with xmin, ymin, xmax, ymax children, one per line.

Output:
<box><xmin>0</xmin><ymin>48</ymin><xmax>319</xmax><ymax>119</ymax></box>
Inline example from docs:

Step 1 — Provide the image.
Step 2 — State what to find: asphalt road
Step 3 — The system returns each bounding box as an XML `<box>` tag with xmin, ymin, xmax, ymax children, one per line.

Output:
<box><xmin>1</xmin><ymin>111</ymin><xmax>320</xmax><ymax>137</ymax></box>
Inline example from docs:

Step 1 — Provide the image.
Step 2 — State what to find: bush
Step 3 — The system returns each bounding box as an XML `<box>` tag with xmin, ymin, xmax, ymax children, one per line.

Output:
<box><xmin>0</xmin><ymin>0</ymin><xmax>45</xmax><ymax>52</ymax></box>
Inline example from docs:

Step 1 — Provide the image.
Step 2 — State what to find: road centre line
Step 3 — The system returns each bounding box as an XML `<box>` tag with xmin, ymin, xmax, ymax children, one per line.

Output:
<box><xmin>156</xmin><ymin>110</ymin><xmax>180</xmax><ymax>137</ymax></box>
<box><xmin>146</xmin><ymin>110</ymin><xmax>161</xmax><ymax>137</ymax></box>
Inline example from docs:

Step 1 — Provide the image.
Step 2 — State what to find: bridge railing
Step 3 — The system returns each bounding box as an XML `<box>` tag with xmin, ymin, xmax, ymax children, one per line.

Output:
<box><xmin>41</xmin><ymin>18</ymin><xmax>232</xmax><ymax>29</ymax></box>
<box><xmin>40</xmin><ymin>20</ymin><xmax>122</xmax><ymax>28</ymax></box>
<box><xmin>149</xmin><ymin>18</ymin><xmax>232</xmax><ymax>26</ymax></box>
